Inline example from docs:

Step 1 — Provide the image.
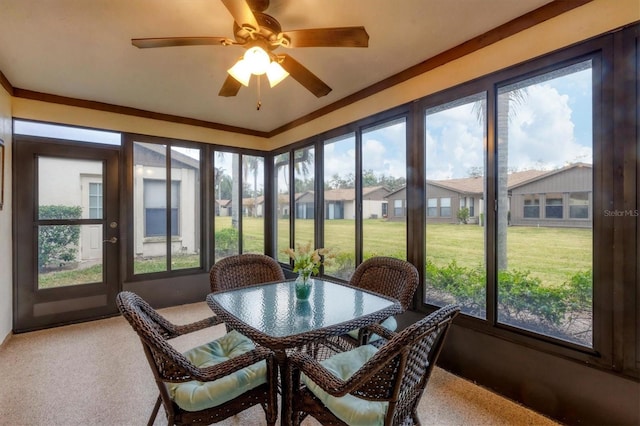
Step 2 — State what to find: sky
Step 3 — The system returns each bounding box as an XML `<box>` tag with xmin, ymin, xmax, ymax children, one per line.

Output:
<box><xmin>14</xmin><ymin>60</ymin><xmax>593</xmax><ymax>186</ymax></box>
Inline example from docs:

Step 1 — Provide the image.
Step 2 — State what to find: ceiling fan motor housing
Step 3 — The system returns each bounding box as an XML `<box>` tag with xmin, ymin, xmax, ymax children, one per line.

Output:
<box><xmin>233</xmin><ymin>12</ymin><xmax>284</xmax><ymax>48</ymax></box>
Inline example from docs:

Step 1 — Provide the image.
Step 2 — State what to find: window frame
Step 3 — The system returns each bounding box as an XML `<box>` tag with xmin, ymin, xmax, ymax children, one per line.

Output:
<box><xmin>124</xmin><ymin>134</ymin><xmax>206</xmax><ymax>280</ymax></box>
<box><xmin>414</xmin><ymin>35</ymin><xmax>614</xmax><ymax>368</ymax></box>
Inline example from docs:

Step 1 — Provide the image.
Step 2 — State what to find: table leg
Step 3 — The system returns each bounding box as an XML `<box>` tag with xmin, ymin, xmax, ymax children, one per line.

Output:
<box><xmin>275</xmin><ymin>350</ymin><xmax>292</xmax><ymax>426</ymax></box>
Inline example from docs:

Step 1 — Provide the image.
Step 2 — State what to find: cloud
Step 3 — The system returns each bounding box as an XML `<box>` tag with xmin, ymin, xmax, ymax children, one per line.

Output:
<box><xmin>426</xmin><ymin>102</ymin><xmax>485</xmax><ymax>179</ymax></box>
<box><xmin>506</xmin><ymin>83</ymin><xmax>592</xmax><ymax>170</ymax></box>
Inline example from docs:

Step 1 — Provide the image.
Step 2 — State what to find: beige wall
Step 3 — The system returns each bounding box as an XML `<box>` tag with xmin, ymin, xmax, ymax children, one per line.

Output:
<box><xmin>0</xmin><ymin>84</ymin><xmax>12</xmax><ymax>343</ymax></box>
<box><xmin>11</xmin><ymin>98</ymin><xmax>270</xmax><ymax>151</ymax></box>
<box><xmin>1</xmin><ymin>0</ymin><xmax>638</xmax><ymax>342</ymax></box>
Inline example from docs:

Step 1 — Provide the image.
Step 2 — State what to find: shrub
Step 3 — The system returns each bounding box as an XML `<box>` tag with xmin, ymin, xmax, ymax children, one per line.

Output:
<box><xmin>426</xmin><ymin>260</ymin><xmax>592</xmax><ymax>335</ymax></box>
<box><xmin>38</xmin><ymin>205</ymin><xmax>82</xmax><ymax>271</ymax></box>
<box><xmin>214</xmin><ymin>227</ymin><xmax>239</xmax><ymax>256</ymax></box>
<box><xmin>457</xmin><ymin>206</ymin><xmax>470</xmax><ymax>224</ymax></box>
<box><xmin>425</xmin><ymin>260</ymin><xmax>485</xmax><ymax>316</ymax></box>
<box><xmin>498</xmin><ymin>269</ymin><xmax>567</xmax><ymax>325</ymax></box>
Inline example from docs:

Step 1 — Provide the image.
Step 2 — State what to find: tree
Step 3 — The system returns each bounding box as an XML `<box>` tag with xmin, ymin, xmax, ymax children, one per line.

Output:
<box><xmin>243</xmin><ymin>156</ymin><xmax>263</xmax><ymax>217</ymax></box>
<box><xmin>474</xmin><ymin>88</ymin><xmax>527</xmax><ymax>270</ymax></box>
<box><xmin>496</xmin><ymin>88</ymin><xmax>527</xmax><ymax>270</ymax></box>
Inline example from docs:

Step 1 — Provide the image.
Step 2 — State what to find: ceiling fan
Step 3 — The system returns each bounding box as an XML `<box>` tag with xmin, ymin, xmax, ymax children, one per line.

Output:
<box><xmin>132</xmin><ymin>0</ymin><xmax>369</xmax><ymax>98</ymax></box>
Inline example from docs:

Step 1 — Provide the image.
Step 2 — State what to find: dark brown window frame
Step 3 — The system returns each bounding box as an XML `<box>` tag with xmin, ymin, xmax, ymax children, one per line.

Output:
<box><xmin>272</xmin><ymin>25</ymin><xmax>638</xmax><ymax>378</ymax></box>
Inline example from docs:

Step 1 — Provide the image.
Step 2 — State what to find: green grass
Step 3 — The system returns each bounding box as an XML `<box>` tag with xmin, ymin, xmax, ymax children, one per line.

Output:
<box><xmin>279</xmin><ymin>219</ymin><xmax>591</xmax><ymax>287</ymax></box>
<box><xmin>41</xmin><ymin>218</ymin><xmax>592</xmax><ymax>289</ymax></box>
<box><xmin>38</xmin><ymin>265</ymin><xmax>103</xmax><ymax>289</ymax></box>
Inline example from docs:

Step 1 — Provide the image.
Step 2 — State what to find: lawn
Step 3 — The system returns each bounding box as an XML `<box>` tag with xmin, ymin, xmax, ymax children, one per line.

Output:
<box><xmin>275</xmin><ymin>218</ymin><xmax>590</xmax><ymax>288</ymax></box>
<box><xmin>40</xmin><ymin>217</ymin><xmax>592</xmax><ymax>289</ymax></box>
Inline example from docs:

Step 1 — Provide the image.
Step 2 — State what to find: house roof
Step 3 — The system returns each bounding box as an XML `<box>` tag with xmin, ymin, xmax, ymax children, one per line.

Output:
<box><xmin>324</xmin><ymin>186</ymin><xmax>389</xmax><ymax>201</ymax></box>
<box><xmin>134</xmin><ymin>142</ymin><xmax>200</xmax><ymax>169</ymax></box>
<box><xmin>386</xmin><ymin>164</ymin><xmax>589</xmax><ymax>197</ymax></box>
<box><xmin>509</xmin><ymin>162</ymin><xmax>592</xmax><ymax>189</ymax></box>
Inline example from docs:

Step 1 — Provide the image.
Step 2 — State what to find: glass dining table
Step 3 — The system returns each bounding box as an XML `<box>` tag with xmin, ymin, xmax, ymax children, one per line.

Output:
<box><xmin>206</xmin><ymin>277</ymin><xmax>402</xmax><ymax>425</ymax></box>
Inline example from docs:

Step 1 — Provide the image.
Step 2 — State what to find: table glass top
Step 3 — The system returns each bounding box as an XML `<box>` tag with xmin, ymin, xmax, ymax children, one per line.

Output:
<box><xmin>209</xmin><ymin>279</ymin><xmax>397</xmax><ymax>338</ymax></box>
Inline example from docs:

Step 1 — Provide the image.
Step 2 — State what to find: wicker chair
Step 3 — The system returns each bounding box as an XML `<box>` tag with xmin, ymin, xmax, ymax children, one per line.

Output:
<box><xmin>344</xmin><ymin>257</ymin><xmax>420</xmax><ymax>346</ymax></box>
<box><xmin>209</xmin><ymin>253</ymin><xmax>285</xmax><ymax>293</ymax></box>
<box><xmin>287</xmin><ymin>304</ymin><xmax>460</xmax><ymax>426</ymax></box>
<box><xmin>116</xmin><ymin>291</ymin><xmax>278</xmax><ymax>426</ymax></box>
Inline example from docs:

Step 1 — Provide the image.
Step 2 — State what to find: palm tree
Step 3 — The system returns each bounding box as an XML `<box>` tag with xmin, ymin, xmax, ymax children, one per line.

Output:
<box><xmin>474</xmin><ymin>88</ymin><xmax>527</xmax><ymax>270</ymax></box>
<box><xmin>243</xmin><ymin>156</ymin><xmax>263</xmax><ymax>217</ymax></box>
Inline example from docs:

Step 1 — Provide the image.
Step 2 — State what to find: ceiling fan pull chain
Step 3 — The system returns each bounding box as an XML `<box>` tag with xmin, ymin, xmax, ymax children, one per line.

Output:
<box><xmin>256</xmin><ymin>75</ymin><xmax>262</xmax><ymax>110</ymax></box>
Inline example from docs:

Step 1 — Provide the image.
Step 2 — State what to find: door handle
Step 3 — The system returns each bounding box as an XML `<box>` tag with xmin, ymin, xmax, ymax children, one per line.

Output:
<box><xmin>103</xmin><ymin>237</ymin><xmax>118</xmax><ymax>244</ymax></box>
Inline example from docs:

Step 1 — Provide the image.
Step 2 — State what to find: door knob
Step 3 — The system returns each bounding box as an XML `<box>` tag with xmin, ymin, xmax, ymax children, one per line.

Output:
<box><xmin>103</xmin><ymin>237</ymin><xmax>118</xmax><ymax>244</ymax></box>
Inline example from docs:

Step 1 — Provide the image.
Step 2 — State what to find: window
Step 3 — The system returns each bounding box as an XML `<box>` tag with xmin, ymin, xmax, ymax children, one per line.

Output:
<box><xmin>497</xmin><ymin>60</ymin><xmax>593</xmax><ymax>347</ymax></box>
<box><xmin>143</xmin><ymin>180</ymin><xmax>179</xmax><ymax>237</ymax></box>
<box><xmin>394</xmin><ymin>199</ymin><xmax>404</xmax><ymax>216</ymax></box>
<box><xmin>569</xmin><ymin>192</ymin><xmax>589</xmax><ymax>219</ymax></box>
<box><xmin>133</xmin><ymin>141</ymin><xmax>201</xmax><ymax>274</ymax></box>
<box><xmin>14</xmin><ymin>119</ymin><xmax>121</xmax><ymax>145</ymax></box>
<box><xmin>440</xmin><ymin>197</ymin><xmax>451</xmax><ymax>217</ymax></box>
<box><xmin>427</xmin><ymin>198</ymin><xmax>437</xmax><ymax>217</ymax></box>
<box><xmin>294</xmin><ymin>147</ymin><xmax>315</xmax><ymax>249</ymax></box>
<box><xmin>88</xmin><ymin>182</ymin><xmax>102</xmax><ymax>219</ymax></box>
<box><xmin>523</xmin><ymin>195</ymin><xmax>540</xmax><ymax>218</ymax></box>
<box><xmin>545</xmin><ymin>194</ymin><xmax>564</xmax><ymax>219</ymax></box>
<box><xmin>324</xmin><ymin>133</ymin><xmax>356</xmax><ymax>280</ymax></box>
<box><xmin>424</xmin><ymin>92</ymin><xmax>487</xmax><ymax>319</ymax></box>
<box><xmin>214</xmin><ymin>151</ymin><xmax>240</xmax><ymax>261</ymax></box>
<box><xmin>242</xmin><ymin>155</ymin><xmax>264</xmax><ymax>254</ymax></box>
<box><xmin>274</xmin><ymin>153</ymin><xmax>290</xmax><ymax>264</ymax></box>
<box><xmin>362</xmin><ymin>117</ymin><xmax>407</xmax><ymax>260</ymax></box>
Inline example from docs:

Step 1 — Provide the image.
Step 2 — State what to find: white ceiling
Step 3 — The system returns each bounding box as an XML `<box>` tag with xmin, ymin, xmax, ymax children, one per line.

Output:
<box><xmin>0</xmin><ymin>0</ymin><xmax>554</xmax><ymax>133</ymax></box>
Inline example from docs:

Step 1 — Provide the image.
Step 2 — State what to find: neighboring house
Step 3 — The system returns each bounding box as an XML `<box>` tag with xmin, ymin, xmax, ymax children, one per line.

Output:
<box><xmin>38</xmin><ymin>143</ymin><xmax>202</xmax><ymax>266</ymax></box>
<box><xmin>325</xmin><ymin>186</ymin><xmax>390</xmax><ymax>219</ymax></box>
<box><xmin>274</xmin><ymin>192</ymin><xmax>308</xmax><ymax>219</ymax></box>
<box><xmin>38</xmin><ymin>156</ymin><xmax>104</xmax><ymax>265</ymax></box>
<box><xmin>133</xmin><ymin>143</ymin><xmax>200</xmax><ymax>258</ymax></box>
<box><xmin>510</xmin><ymin>163</ymin><xmax>592</xmax><ymax>228</ymax></box>
<box><xmin>295</xmin><ymin>191</ymin><xmax>315</xmax><ymax>219</ymax></box>
<box><xmin>277</xmin><ymin>187</ymin><xmax>391</xmax><ymax>220</ymax></box>
<box><xmin>386</xmin><ymin>164</ymin><xmax>591</xmax><ymax>228</ymax></box>
<box><xmin>215</xmin><ymin>199</ymin><xmax>230</xmax><ymax>217</ymax></box>
<box><xmin>243</xmin><ymin>195</ymin><xmax>264</xmax><ymax>217</ymax></box>
<box><xmin>386</xmin><ymin>176</ymin><xmax>489</xmax><ymax>224</ymax></box>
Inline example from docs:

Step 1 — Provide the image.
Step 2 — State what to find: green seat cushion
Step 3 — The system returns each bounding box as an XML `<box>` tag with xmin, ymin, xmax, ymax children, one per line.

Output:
<box><xmin>301</xmin><ymin>344</ymin><xmax>388</xmax><ymax>426</ymax></box>
<box><xmin>347</xmin><ymin>316</ymin><xmax>397</xmax><ymax>342</ymax></box>
<box><xmin>168</xmin><ymin>330</ymin><xmax>267</xmax><ymax>412</ymax></box>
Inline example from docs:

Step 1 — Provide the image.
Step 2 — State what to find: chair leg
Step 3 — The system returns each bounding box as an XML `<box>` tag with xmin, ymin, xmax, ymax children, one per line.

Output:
<box><xmin>147</xmin><ymin>395</ymin><xmax>162</xmax><ymax>426</ymax></box>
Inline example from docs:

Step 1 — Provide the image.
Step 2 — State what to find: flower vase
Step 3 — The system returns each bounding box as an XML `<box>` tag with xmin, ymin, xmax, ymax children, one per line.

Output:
<box><xmin>295</xmin><ymin>272</ymin><xmax>313</xmax><ymax>300</ymax></box>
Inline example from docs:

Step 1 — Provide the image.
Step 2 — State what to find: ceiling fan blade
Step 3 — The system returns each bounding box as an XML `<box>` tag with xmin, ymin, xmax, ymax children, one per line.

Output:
<box><xmin>132</xmin><ymin>37</ymin><xmax>232</xmax><ymax>48</ymax></box>
<box><xmin>221</xmin><ymin>0</ymin><xmax>260</xmax><ymax>31</ymax></box>
<box><xmin>282</xmin><ymin>27</ymin><xmax>369</xmax><ymax>48</ymax></box>
<box><xmin>218</xmin><ymin>75</ymin><xmax>243</xmax><ymax>97</ymax></box>
<box><xmin>279</xmin><ymin>54</ymin><xmax>331</xmax><ymax>98</ymax></box>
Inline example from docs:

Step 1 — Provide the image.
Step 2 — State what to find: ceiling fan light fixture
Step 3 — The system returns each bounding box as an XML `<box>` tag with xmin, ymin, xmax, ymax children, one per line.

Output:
<box><xmin>227</xmin><ymin>59</ymin><xmax>252</xmax><ymax>86</ymax></box>
<box><xmin>266</xmin><ymin>61</ymin><xmax>289</xmax><ymax>87</ymax></box>
<box><xmin>243</xmin><ymin>46</ymin><xmax>270</xmax><ymax>75</ymax></box>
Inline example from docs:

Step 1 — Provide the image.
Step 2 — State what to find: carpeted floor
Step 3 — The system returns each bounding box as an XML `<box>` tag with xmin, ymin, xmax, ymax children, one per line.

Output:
<box><xmin>0</xmin><ymin>301</ymin><xmax>559</xmax><ymax>425</ymax></box>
